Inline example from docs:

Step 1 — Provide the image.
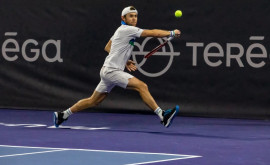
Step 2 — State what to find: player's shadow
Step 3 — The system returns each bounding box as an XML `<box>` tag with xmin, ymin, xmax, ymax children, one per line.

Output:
<box><xmin>105</xmin><ymin>129</ymin><xmax>270</xmax><ymax>141</ymax></box>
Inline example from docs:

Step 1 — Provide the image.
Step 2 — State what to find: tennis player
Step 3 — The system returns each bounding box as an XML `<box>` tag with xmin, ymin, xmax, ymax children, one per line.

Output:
<box><xmin>54</xmin><ymin>6</ymin><xmax>181</xmax><ymax>128</ymax></box>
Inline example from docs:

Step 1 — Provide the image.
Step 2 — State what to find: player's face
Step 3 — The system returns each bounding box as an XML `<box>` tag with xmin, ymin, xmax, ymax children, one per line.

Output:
<box><xmin>122</xmin><ymin>13</ymin><xmax>137</xmax><ymax>26</ymax></box>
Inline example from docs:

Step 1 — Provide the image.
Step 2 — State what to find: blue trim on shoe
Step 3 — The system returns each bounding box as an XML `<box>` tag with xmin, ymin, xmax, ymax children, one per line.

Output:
<box><xmin>53</xmin><ymin>112</ymin><xmax>59</xmax><ymax>128</ymax></box>
<box><xmin>166</xmin><ymin>105</ymin><xmax>179</xmax><ymax>128</ymax></box>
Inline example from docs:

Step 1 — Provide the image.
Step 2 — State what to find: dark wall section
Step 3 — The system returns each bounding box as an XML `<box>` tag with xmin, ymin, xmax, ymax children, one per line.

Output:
<box><xmin>1</xmin><ymin>0</ymin><xmax>270</xmax><ymax>119</ymax></box>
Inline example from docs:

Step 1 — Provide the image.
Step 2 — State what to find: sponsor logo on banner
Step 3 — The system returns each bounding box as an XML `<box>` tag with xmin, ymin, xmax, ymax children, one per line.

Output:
<box><xmin>1</xmin><ymin>32</ymin><xmax>62</xmax><ymax>62</ymax></box>
<box><xmin>132</xmin><ymin>37</ymin><xmax>180</xmax><ymax>77</ymax></box>
<box><xmin>186</xmin><ymin>36</ymin><xmax>269</xmax><ymax>68</ymax></box>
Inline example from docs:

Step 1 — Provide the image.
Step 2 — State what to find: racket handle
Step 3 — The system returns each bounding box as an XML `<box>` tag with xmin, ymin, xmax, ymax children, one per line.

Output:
<box><xmin>144</xmin><ymin>37</ymin><xmax>174</xmax><ymax>59</ymax></box>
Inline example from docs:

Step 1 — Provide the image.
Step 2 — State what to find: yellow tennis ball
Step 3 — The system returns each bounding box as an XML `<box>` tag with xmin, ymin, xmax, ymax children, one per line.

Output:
<box><xmin>175</xmin><ymin>10</ymin><xmax>182</xmax><ymax>18</ymax></box>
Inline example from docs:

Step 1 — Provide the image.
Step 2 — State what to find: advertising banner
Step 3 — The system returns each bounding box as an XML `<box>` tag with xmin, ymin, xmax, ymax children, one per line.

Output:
<box><xmin>1</xmin><ymin>0</ymin><xmax>269</xmax><ymax>118</ymax></box>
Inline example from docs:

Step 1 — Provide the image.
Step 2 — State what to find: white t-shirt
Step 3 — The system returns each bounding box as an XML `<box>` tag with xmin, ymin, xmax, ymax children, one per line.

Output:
<box><xmin>103</xmin><ymin>25</ymin><xmax>144</xmax><ymax>70</ymax></box>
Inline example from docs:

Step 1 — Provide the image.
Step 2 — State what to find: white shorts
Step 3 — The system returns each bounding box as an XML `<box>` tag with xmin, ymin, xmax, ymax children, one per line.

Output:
<box><xmin>95</xmin><ymin>67</ymin><xmax>134</xmax><ymax>93</ymax></box>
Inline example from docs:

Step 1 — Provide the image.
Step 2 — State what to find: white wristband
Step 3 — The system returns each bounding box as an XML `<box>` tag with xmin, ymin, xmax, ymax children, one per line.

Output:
<box><xmin>170</xmin><ymin>31</ymin><xmax>175</xmax><ymax>37</ymax></box>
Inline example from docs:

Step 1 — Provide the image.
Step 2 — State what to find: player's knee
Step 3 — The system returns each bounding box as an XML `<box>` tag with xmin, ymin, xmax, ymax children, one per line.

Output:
<box><xmin>139</xmin><ymin>82</ymin><xmax>148</xmax><ymax>91</ymax></box>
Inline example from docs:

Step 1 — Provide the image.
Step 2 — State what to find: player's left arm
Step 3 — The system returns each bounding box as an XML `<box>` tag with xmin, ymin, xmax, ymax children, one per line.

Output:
<box><xmin>104</xmin><ymin>40</ymin><xmax>112</xmax><ymax>53</ymax></box>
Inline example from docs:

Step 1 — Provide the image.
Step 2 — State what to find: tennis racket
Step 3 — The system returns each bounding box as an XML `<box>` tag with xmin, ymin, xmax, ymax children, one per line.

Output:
<box><xmin>144</xmin><ymin>37</ymin><xmax>174</xmax><ymax>58</ymax></box>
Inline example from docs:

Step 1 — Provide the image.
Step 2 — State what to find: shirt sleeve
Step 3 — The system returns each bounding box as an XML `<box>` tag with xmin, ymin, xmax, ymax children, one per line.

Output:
<box><xmin>127</xmin><ymin>26</ymin><xmax>144</xmax><ymax>38</ymax></box>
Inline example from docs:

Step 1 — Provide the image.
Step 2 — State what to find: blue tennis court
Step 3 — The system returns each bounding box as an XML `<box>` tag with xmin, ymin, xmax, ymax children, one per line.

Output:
<box><xmin>0</xmin><ymin>109</ymin><xmax>270</xmax><ymax>165</ymax></box>
<box><xmin>0</xmin><ymin>145</ymin><xmax>200</xmax><ymax>165</ymax></box>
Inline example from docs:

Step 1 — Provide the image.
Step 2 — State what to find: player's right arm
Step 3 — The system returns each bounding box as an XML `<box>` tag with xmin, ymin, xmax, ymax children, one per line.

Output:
<box><xmin>140</xmin><ymin>29</ymin><xmax>180</xmax><ymax>38</ymax></box>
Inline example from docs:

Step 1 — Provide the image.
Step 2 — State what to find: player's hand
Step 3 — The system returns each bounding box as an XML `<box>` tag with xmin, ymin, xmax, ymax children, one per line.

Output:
<box><xmin>126</xmin><ymin>60</ymin><xmax>137</xmax><ymax>72</ymax></box>
<box><xmin>174</xmin><ymin>29</ymin><xmax>181</xmax><ymax>37</ymax></box>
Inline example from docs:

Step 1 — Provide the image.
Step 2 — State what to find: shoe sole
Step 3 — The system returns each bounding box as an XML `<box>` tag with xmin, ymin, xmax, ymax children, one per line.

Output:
<box><xmin>165</xmin><ymin>105</ymin><xmax>179</xmax><ymax>128</ymax></box>
<box><xmin>53</xmin><ymin>112</ymin><xmax>59</xmax><ymax>128</ymax></box>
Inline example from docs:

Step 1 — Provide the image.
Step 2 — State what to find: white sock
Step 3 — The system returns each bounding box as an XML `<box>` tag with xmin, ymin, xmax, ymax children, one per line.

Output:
<box><xmin>154</xmin><ymin>107</ymin><xmax>163</xmax><ymax>121</ymax></box>
<box><xmin>63</xmin><ymin>108</ymin><xmax>73</xmax><ymax>119</ymax></box>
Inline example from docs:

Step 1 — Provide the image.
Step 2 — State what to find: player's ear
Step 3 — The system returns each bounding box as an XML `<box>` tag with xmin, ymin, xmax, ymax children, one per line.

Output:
<box><xmin>121</xmin><ymin>16</ymin><xmax>125</xmax><ymax>21</ymax></box>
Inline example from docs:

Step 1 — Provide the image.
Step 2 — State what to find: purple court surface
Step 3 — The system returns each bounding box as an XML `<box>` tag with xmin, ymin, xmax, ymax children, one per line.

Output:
<box><xmin>0</xmin><ymin>109</ymin><xmax>270</xmax><ymax>165</ymax></box>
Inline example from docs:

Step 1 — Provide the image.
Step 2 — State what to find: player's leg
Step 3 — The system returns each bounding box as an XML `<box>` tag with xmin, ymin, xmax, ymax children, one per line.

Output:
<box><xmin>53</xmin><ymin>67</ymin><xmax>115</xmax><ymax>127</ymax></box>
<box><xmin>127</xmin><ymin>77</ymin><xmax>165</xmax><ymax>122</ymax></box>
<box><xmin>54</xmin><ymin>90</ymin><xmax>108</xmax><ymax>127</ymax></box>
<box><xmin>127</xmin><ymin>77</ymin><xmax>158</xmax><ymax>111</ymax></box>
<box><xmin>127</xmin><ymin>77</ymin><xmax>179</xmax><ymax>128</ymax></box>
<box><xmin>70</xmin><ymin>90</ymin><xmax>108</xmax><ymax>113</ymax></box>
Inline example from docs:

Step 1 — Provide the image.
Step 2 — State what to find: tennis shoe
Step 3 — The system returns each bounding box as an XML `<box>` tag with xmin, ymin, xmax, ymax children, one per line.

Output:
<box><xmin>161</xmin><ymin>105</ymin><xmax>179</xmax><ymax>128</ymax></box>
<box><xmin>53</xmin><ymin>112</ymin><xmax>68</xmax><ymax>128</ymax></box>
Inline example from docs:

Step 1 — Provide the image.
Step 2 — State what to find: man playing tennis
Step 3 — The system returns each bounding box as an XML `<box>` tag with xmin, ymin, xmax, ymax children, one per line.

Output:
<box><xmin>54</xmin><ymin>6</ymin><xmax>181</xmax><ymax>128</ymax></box>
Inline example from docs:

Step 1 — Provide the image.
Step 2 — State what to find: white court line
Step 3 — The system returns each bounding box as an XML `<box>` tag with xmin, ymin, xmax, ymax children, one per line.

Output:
<box><xmin>0</xmin><ymin>145</ymin><xmax>202</xmax><ymax>164</ymax></box>
<box><xmin>125</xmin><ymin>156</ymin><xmax>202</xmax><ymax>165</ymax></box>
<box><xmin>0</xmin><ymin>149</ymin><xmax>67</xmax><ymax>158</ymax></box>
<box><xmin>0</xmin><ymin>145</ymin><xmax>201</xmax><ymax>157</ymax></box>
<box><xmin>47</xmin><ymin>125</ymin><xmax>110</xmax><ymax>130</ymax></box>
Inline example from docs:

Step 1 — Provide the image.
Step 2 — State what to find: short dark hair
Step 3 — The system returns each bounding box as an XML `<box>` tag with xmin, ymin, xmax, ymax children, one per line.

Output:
<box><xmin>130</xmin><ymin>6</ymin><xmax>136</xmax><ymax>10</ymax></box>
